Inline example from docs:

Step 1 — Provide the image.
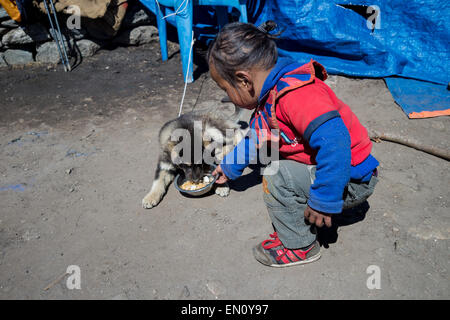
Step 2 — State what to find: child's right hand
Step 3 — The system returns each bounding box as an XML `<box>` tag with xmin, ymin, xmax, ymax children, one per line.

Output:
<box><xmin>212</xmin><ymin>165</ymin><xmax>229</xmax><ymax>184</ymax></box>
<box><xmin>304</xmin><ymin>206</ymin><xmax>332</xmax><ymax>228</ymax></box>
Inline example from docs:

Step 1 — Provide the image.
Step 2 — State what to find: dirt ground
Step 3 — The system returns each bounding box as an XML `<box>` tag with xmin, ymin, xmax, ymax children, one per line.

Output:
<box><xmin>0</xmin><ymin>41</ymin><xmax>449</xmax><ymax>300</ymax></box>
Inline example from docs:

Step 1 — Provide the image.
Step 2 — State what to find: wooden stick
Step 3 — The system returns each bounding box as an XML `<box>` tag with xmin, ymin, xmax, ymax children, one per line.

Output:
<box><xmin>370</xmin><ymin>131</ymin><xmax>450</xmax><ymax>161</ymax></box>
<box><xmin>43</xmin><ymin>272</ymin><xmax>69</xmax><ymax>291</ymax></box>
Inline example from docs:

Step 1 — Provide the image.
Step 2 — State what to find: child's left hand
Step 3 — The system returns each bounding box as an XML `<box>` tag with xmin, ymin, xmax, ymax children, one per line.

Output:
<box><xmin>304</xmin><ymin>206</ymin><xmax>332</xmax><ymax>228</ymax></box>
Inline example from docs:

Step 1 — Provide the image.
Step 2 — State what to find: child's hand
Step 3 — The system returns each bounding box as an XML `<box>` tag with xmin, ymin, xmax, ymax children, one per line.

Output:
<box><xmin>304</xmin><ymin>206</ymin><xmax>332</xmax><ymax>228</ymax></box>
<box><xmin>212</xmin><ymin>165</ymin><xmax>229</xmax><ymax>184</ymax></box>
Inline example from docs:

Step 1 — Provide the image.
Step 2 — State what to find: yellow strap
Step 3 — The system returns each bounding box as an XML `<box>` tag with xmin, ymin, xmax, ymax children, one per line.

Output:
<box><xmin>0</xmin><ymin>0</ymin><xmax>22</xmax><ymax>22</ymax></box>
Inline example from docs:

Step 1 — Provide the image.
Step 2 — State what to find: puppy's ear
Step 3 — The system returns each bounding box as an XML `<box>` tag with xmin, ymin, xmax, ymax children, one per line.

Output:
<box><xmin>167</xmin><ymin>135</ymin><xmax>183</xmax><ymax>149</ymax></box>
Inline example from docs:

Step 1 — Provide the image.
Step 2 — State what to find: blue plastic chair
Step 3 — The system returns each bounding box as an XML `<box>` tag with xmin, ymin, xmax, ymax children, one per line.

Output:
<box><xmin>140</xmin><ymin>0</ymin><xmax>248</xmax><ymax>83</ymax></box>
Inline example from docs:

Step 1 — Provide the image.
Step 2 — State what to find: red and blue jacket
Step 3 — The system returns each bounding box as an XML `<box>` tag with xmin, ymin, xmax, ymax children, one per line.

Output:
<box><xmin>221</xmin><ymin>58</ymin><xmax>379</xmax><ymax>214</ymax></box>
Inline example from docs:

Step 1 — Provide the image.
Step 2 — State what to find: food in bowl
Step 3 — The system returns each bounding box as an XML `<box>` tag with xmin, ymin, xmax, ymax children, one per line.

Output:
<box><xmin>180</xmin><ymin>175</ymin><xmax>213</xmax><ymax>191</ymax></box>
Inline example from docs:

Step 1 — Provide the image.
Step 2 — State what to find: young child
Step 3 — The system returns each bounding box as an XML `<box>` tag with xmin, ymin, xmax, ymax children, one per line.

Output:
<box><xmin>208</xmin><ymin>21</ymin><xmax>379</xmax><ymax>267</ymax></box>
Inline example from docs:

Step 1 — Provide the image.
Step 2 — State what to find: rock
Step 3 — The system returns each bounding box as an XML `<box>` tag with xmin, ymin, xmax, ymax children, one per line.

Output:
<box><xmin>37</xmin><ymin>38</ymin><xmax>100</xmax><ymax>64</ymax></box>
<box><xmin>76</xmin><ymin>39</ymin><xmax>101</xmax><ymax>57</ymax></box>
<box><xmin>113</xmin><ymin>25</ymin><xmax>158</xmax><ymax>46</ymax></box>
<box><xmin>36</xmin><ymin>41</ymin><xmax>62</xmax><ymax>63</ymax></box>
<box><xmin>0</xmin><ymin>19</ymin><xmax>19</xmax><ymax>29</ymax></box>
<box><xmin>180</xmin><ymin>285</ymin><xmax>190</xmax><ymax>298</ymax></box>
<box><xmin>0</xmin><ymin>8</ymin><xmax>19</xmax><ymax>28</ymax></box>
<box><xmin>121</xmin><ymin>3</ymin><xmax>155</xmax><ymax>29</ymax></box>
<box><xmin>3</xmin><ymin>49</ymin><xmax>33</xmax><ymax>65</ymax></box>
<box><xmin>2</xmin><ymin>24</ymin><xmax>50</xmax><ymax>46</ymax></box>
<box><xmin>66</xmin><ymin>27</ymin><xmax>88</xmax><ymax>41</ymax></box>
<box><xmin>0</xmin><ymin>53</ymin><xmax>7</xmax><ymax>67</ymax></box>
<box><xmin>0</xmin><ymin>7</ymin><xmax>19</xmax><ymax>28</ymax></box>
<box><xmin>22</xmin><ymin>229</ymin><xmax>41</xmax><ymax>241</ymax></box>
<box><xmin>0</xmin><ymin>27</ymin><xmax>8</xmax><ymax>36</ymax></box>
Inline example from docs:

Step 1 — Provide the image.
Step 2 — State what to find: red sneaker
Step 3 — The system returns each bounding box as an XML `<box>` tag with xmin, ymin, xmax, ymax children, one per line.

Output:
<box><xmin>253</xmin><ymin>232</ymin><xmax>321</xmax><ymax>267</ymax></box>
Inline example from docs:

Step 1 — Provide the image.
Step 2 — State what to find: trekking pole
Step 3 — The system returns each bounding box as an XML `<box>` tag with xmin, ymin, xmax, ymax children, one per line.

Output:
<box><xmin>42</xmin><ymin>0</ymin><xmax>71</xmax><ymax>71</ymax></box>
<box><xmin>42</xmin><ymin>0</ymin><xmax>65</xmax><ymax>70</ymax></box>
<box><xmin>48</xmin><ymin>0</ymin><xmax>71</xmax><ymax>71</ymax></box>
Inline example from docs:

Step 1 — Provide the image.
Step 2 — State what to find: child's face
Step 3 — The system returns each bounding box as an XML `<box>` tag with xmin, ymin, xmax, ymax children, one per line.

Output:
<box><xmin>210</xmin><ymin>64</ymin><xmax>258</xmax><ymax>110</ymax></box>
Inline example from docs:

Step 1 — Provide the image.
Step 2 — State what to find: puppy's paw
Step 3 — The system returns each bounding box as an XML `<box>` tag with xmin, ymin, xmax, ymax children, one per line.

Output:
<box><xmin>142</xmin><ymin>192</ymin><xmax>162</xmax><ymax>209</ymax></box>
<box><xmin>215</xmin><ymin>185</ymin><xmax>230</xmax><ymax>197</ymax></box>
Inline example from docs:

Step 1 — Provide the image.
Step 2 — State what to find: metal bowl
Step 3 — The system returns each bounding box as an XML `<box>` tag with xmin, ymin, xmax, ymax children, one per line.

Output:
<box><xmin>174</xmin><ymin>166</ymin><xmax>218</xmax><ymax>197</ymax></box>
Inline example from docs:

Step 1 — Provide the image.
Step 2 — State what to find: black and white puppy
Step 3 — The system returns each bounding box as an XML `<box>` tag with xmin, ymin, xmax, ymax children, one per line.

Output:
<box><xmin>142</xmin><ymin>111</ymin><xmax>244</xmax><ymax>209</ymax></box>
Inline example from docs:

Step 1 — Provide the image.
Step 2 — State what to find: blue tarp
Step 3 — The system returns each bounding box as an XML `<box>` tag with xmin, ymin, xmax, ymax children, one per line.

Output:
<box><xmin>385</xmin><ymin>77</ymin><xmax>450</xmax><ymax>118</ymax></box>
<box><xmin>143</xmin><ymin>0</ymin><xmax>450</xmax><ymax>118</ymax></box>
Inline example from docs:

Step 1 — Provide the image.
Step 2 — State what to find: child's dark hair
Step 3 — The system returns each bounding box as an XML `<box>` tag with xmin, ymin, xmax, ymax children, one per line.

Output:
<box><xmin>207</xmin><ymin>21</ymin><xmax>282</xmax><ymax>87</ymax></box>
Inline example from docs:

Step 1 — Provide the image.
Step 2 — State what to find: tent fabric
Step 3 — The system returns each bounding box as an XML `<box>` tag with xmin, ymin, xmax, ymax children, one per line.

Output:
<box><xmin>143</xmin><ymin>0</ymin><xmax>450</xmax><ymax>118</ymax></box>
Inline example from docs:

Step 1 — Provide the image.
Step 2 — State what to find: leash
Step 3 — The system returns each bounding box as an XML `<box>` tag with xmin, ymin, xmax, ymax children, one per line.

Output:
<box><xmin>178</xmin><ymin>30</ymin><xmax>194</xmax><ymax>117</ymax></box>
<box><xmin>155</xmin><ymin>0</ymin><xmax>194</xmax><ymax>117</ymax></box>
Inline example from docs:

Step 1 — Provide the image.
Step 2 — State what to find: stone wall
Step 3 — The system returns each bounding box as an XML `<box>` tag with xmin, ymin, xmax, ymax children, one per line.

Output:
<box><xmin>0</xmin><ymin>1</ymin><xmax>159</xmax><ymax>67</ymax></box>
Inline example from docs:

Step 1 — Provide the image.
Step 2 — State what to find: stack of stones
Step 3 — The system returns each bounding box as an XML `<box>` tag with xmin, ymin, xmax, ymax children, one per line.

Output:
<box><xmin>0</xmin><ymin>1</ymin><xmax>159</xmax><ymax>67</ymax></box>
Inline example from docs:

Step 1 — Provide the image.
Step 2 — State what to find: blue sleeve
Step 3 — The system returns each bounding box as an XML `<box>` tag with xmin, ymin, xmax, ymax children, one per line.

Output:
<box><xmin>220</xmin><ymin>129</ymin><xmax>258</xmax><ymax>180</ymax></box>
<box><xmin>307</xmin><ymin>117</ymin><xmax>351</xmax><ymax>214</ymax></box>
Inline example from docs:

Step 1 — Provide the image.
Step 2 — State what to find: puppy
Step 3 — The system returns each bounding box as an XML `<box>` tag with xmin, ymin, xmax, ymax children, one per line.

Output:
<box><xmin>142</xmin><ymin>111</ymin><xmax>244</xmax><ymax>209</ymax></box>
